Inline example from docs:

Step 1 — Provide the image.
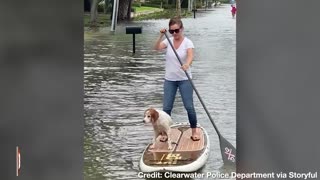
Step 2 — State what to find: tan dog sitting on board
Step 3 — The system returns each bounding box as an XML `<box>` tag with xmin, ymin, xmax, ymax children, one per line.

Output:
<box><xmin>143</xmin><ymin>108</ymin><xmax>173</xmax><ymax>150</ymax></box>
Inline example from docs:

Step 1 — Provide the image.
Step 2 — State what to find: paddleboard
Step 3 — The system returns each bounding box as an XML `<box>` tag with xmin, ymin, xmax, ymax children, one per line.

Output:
<box><xmin>139</xmin><ymin>123</ymin><xmax>210</xmax><ymax>172</ymax></box>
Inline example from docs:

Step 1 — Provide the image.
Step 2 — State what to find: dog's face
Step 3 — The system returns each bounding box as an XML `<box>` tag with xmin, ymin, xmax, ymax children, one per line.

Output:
<box><xmin>144</xmin><ymin>108</ymin><xmax>159</xmax><ymax>123</ymax></box>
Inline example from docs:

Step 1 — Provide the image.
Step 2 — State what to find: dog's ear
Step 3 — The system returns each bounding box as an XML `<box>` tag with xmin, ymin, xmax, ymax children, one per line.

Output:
<box><xmin>150</xmin><ymin>109</ymin><xmax>159</xmax><ymax>122</ymax></box>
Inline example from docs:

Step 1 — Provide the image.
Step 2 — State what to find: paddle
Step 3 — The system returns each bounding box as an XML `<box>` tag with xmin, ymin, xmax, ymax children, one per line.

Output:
<box><xmin>163</xmin><ymin>32</ymin><xmax>236</xmax><ymax>166</ymax></box>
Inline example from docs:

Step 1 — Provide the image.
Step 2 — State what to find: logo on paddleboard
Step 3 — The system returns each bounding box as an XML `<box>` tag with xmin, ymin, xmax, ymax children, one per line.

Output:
<box><xmin>224</xmin><ymin>147</ymin><xmax>235</xmax><ymax>162</ymax></box>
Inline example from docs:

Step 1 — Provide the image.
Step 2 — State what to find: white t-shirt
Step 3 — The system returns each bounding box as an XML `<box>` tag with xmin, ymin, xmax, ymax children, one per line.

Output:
<box><xmin>162</xmin><ymin>37</ymin><xmax>194</xmax><ymax>81</ymax></box>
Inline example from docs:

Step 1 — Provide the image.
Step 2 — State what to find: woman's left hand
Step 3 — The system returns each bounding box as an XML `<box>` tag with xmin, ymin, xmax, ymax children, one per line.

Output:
<box><xmin>181</xmin><ymin>64</ymin><xmax>190</xmax><ymax>71</ymax></box>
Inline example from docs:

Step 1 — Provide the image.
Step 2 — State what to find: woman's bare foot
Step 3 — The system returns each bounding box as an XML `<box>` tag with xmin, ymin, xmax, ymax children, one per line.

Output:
<box><xmin>191</xmin><ymin>128</ymin><xmax>200</xmax><ymax>141</ymax></box>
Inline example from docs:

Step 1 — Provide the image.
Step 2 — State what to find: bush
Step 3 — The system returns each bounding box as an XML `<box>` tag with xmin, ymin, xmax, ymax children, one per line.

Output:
<box><xmin>162</xmin><ymin>4</ymin><xmax>175</xmax><ymax>9</ymax></box>
<box><xmin>97</xmin><ymin>3</ymin><xmax>104</xmax><ymax>12</ymax></box>
<box><xmin>196</xmin><ymin>2</ymin><xmax>202</xmax><ymax>8</ymax></box>
<box><xmin>132</xmin><ymin>2</ymin><xmax>142</xmax><ymax>7</ymax></box>
<box><xmin>220</xmin><ymin>0</ymin><xmax>231</xmax><ymax>3</ymax></box>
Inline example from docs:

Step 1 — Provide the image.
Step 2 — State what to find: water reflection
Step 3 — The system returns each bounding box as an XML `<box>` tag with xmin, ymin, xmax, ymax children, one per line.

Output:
<box><xmin>84</xmin><ymin>5</ymin><xmax>236</xmax><ymax>180</ymax></box>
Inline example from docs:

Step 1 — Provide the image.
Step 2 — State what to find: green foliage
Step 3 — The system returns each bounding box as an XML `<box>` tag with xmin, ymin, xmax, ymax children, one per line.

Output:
<box><xmin>84</xmin><ymin>13</ymin><xmax>111</xmax><ymax>27</ymax></box>
<box><xmin>132</xmin><ymin>2</ymin><xmax>142</xmax><ymax>7</ymax></box>
<box><xmin>219</xmin><ymin>0</ymin><xmax>230</xmax><ymax>3</ymax></box>
<box><xmin>147</xmin><ymin>0</ymin><xmax>164</xmax><ymax>4</ymax></box>
<box><xmin>196</xmin><ymin>1</ymin><xmax>202</xmax><ymax>8</ymax></box>
<box><xmin>97</xmin><ymin>3</ymin><xmax>104</xmax><ymax>12</ymax></box>
<box><xmin>141</xmin><ymin>0</ymin><xmax>165</xmax><ymax>8</ymax></box>
<box><xmin>133</xmin><ymin>9</ymin><xmax>192</xmax><ymax>21</ymax></box>
<box><xmin>135</xmin><ymin>6</ymin><xmax>161</xmax><ymax>12</ymax></box>
<box><xmin>141</xmin><ymin>3</ymin><xmax>162</xmax><ymax>8</ymax></box>
<box><xmin>162</xmin><ymin>4</ymin><xmax>175</xmax><ymax>9</ymax></box>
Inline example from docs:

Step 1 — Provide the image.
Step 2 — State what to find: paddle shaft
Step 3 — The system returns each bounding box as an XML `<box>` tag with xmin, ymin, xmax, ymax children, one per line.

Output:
<box><xmin>163</xmin><ymin>32</ymin><xmax>236</xmax><ymax>166</ymax></box>
<box><xmin>163</xmin><ymin>32</ymin><xmax>222</xmax><ymax>137</ymax></box>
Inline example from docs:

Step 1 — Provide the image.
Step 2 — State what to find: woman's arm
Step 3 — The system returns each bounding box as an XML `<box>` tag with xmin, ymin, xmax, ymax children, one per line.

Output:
<box><xmin>182</xmin><ymin>48</ymin><xmax>194</xmax><ymax>71</ymax></box>
<box><xmin>154</xmin><ymin>29</ymin><xmax>167</xmax><ymax>50</ymax></box>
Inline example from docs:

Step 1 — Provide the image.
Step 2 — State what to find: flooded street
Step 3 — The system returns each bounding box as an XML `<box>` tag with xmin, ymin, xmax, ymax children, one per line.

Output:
<box><xmin>84</xmin><ymin>4</ymin><xmax>236</xmax><ymax>180</ymax></box>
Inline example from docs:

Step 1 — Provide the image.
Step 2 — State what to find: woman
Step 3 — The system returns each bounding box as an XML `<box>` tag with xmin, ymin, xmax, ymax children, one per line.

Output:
<box><xmin>154</xmin><ymin>17</ymin><xmax>200</xmax><ymax>141</ymax></box>
<box><xmin>231</xmin><ymin>4</ymin><xmax>237</xmax><ymax>18</ymax></box>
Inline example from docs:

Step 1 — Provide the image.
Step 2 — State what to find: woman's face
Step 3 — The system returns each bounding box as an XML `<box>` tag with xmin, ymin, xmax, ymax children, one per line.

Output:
<box><xmin>169</xmin><ymin>24</ymin><xmax>183</xmax><ymax>39</ymax></box>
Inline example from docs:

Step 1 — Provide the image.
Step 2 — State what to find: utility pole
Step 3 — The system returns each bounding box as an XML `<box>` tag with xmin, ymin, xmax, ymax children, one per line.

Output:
<box><xmin>110</xmin><ymin>0</ymin><xmax>119</xmax><ymax>32</ymax></box>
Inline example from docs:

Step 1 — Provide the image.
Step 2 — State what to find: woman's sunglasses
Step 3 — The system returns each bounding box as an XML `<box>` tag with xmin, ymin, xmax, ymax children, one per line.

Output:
<box><xmin>169</xmin><ymin>28</ymin><xmax>181</xmax><ymax>34</ymax></box>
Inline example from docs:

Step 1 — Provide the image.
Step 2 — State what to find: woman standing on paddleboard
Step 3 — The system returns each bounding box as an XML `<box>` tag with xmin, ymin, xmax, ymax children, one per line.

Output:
<box><xmin>154</xmin><ymin>17</ymin><xmax>200</xmax><ymax>141</ymax></box>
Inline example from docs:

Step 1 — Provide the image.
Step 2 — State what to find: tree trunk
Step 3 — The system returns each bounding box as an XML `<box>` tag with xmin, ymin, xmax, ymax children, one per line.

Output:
<box><xmin>127</xmin><ymin>0</ymin><xmax>132</xmax><ymax>20</ymax></box>
<box><xmin>118</xmin><ymin>0</ymin><xmax>132</xmax><ymax>20</ymax></box>
<box><xmin>104</xmin><ymin>0</ymin><xmax>108</xmax><ymax>14</ymax></box>
<box><xmin>110</xmin><ymin>0</ymin><xmax>114</xmax><ymax>20</ymax></box>
<box><xmin>90</xmin><ymin>0</ymin><xmax>99</xmax><ymax>25</ymax></box>
<box><xmin>176</xmin><ymin>0</ymin><xmax>181</xmax><ymax>17</ymax></box>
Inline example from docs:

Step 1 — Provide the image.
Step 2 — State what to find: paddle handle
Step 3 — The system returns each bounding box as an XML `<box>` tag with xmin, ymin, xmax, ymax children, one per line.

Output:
<box><xmin>163</xmin><ymin>32</ymin><xmax>222</xmax><ymax>137</ymax></box>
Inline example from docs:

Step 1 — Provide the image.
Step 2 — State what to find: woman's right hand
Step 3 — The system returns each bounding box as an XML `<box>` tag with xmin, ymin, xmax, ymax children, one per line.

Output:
<box><xmin>160</xmin><ymin>28</ymin><xmax>167</xmax><ymax>34</ymax></box>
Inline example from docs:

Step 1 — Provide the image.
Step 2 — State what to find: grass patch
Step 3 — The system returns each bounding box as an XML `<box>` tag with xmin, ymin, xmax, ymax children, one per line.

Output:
<box><xmin>84</xmin><ymin>13</ymin><xmax>111</xmax><ymax>27</ymax></box>
<box><xmin>133</xmin><ymin>9</ymin><xmax>192</xmax><ymax>21</ymax></box>
<box><xmin>135</xmin><ymin>6</ymin><xmax>161</xmax><ymax>13</ymax></box>
<box><xmin>84</xmin><ymin>7</ymin><xmax>192</xmax><ymax>27</ymax></box>
<box><xmin>220</xmin><ymin>0</ymin><xmax>231</xmax><ymax>3</ymax></box>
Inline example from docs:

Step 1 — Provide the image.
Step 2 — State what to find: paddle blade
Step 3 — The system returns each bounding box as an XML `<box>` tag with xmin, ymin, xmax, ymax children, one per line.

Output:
<box><xmin>219</xmin><ymin>136</ymin><xmax>236</xmax><ymax>166</ymax></box>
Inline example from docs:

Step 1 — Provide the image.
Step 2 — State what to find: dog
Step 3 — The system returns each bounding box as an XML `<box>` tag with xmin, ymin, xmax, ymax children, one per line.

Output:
<box><xmin>143</xmin><ymin>108</ymin><xmax>173</xmax><ymax>150</ymax></box>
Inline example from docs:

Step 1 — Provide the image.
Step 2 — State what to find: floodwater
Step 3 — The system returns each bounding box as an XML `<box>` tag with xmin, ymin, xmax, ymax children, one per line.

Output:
<box><xmin>84</xmin><ymin>4</ymin><xmax>236</xmax><ymax>180</ymax></box>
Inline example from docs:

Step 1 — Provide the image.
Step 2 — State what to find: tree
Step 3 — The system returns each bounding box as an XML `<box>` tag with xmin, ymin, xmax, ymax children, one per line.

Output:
<box><xmin>109</xmin><ymin>0</ymin><xmax>133</xmax><ymax>21</ymax></box>
<box><xmin>176</xmin><ymin>0</ymin><xmax>181</xmax><ymax>17</ymax></box>
<box><xmin>89</xmin><ymin>0</ymin><xmax>104</xmax><ymax>26</ymax></box>
<box><xmin>118</xmin><ymin>0</ymin><xmax>133</xmax><ymax>20</ymax></box>
<box><xmin>90</xmin><ymin>0</ymin><xmax>98</xmax><ymax>25</ymax></box>
<box><xmin>89</xmin><ymin>0</ymin><xmax>133</xmax><ymax>26</ymax></box>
